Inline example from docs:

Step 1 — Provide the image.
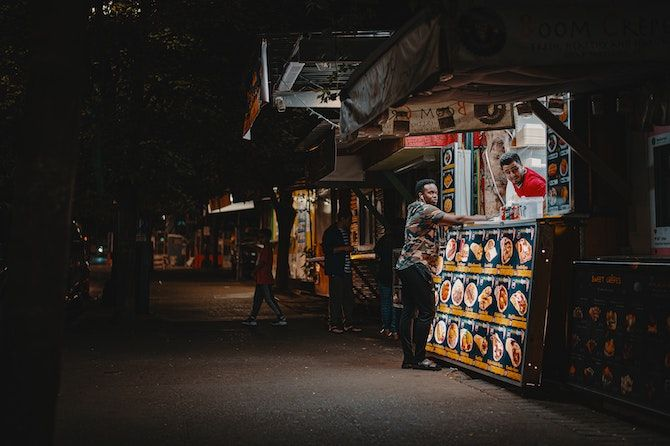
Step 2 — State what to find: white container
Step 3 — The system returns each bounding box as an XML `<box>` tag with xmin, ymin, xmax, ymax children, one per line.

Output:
<box><xmin>519</xmin><ymin>197</ymin><xmax>544</xmax><ymax>219</ymax></box>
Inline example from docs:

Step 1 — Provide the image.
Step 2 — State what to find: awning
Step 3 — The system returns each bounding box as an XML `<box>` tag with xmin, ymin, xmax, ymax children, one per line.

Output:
<box><xmin>340</xmin><ymin>0</ymin><xmax>670</xmax><ymax>138</ymax></box>
<box><xmin>209</xmin><ymin>201</ymin><xmax>255</xmax><ymax>214</ymax></box>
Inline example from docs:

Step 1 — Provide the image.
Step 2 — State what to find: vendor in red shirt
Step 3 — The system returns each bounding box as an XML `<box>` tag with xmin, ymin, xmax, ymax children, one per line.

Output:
<box><xmin>500</xmin><ymin>152</ymin><xmax>546</xmax><ymax>199</ymax></box>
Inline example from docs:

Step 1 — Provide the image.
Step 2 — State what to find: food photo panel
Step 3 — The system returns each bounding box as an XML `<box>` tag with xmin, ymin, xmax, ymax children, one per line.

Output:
<box><xmin>459</xmin><ymin>318</ymin><xmax>476</xmax><ymax>360</ymax></box>
<box><xmin>508</xmin><ymin>277</ymin><xmax>532</xmax><ymax>323</ymax></box>
<box><xmin>450</xmin><ymin>273</ymin><xmax>466</xmax><ymax>309</ymax></box>
<box><xmin>463</xmin><ymin>274</ymin><xmax>480</xmax><ymax>312</ymax></box>
<box><xmin>444</xmin><ymin>229</ymin><xmax>459</xmax><ymax>266</ymax></box>
<box><xmin>473</xmin><ymin>320</ymin><xmax>491</xmax><ymax>363</ymax></box>
<box><xmin>476</xmin><ymin>274</ymin><xmax>495</xmax><ymax>317</ymax></box>
<box><xmin>493</xmin><ymin>276</ymin><xmax>512</xmax><ymax>318</ymax></box>
<box><xmin>513</xmin><ymin>225</ymin><xmax>535</xmax><ymax>271</ymax></box>
<box><xmin>488</xmin><ymin>324</ymin><xmax>507</xmax><ymax>367</ymax></box>
<box><xmin>505</xmin><ymin>327</ymin><xmax>525</xmax><ymax>372</ymax></box>
<box><xmin>445</xmin><ymin>315</ymin><xmax>461</xmax><ymax>352</ymax></box>
<box><xmin>499</xmin><ymin>227</ymin><xmax>517</xmax><ymax>268</ymax></box>
<box><xmin>467</xmin><ymin>228</ymin><xmax>485</xmax><ymax>267</ymax></box>
<box><xmin>482</xmin><ymin>228</ymin><xmax>501</xmax><ymax>268</ymax></box>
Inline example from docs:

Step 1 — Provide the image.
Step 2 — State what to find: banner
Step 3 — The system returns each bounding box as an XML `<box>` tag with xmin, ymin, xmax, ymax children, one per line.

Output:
<box><xmin>373</xmin><ymin>101</ymin><xmax>513</xmax><ymax>137</ymax></box>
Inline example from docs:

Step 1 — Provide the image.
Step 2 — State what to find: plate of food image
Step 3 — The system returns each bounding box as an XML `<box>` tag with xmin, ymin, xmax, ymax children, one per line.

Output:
<box><xmin>495</xmin><ymin>285</ymin><xmax>509</xmax><ymax>313</ymax></box>
<box><xmin>510</xmin><ymin>291</ymin><xmax>528</xmax><ymax>316</ymax></box>
<box><xmin>505</xmin><ymin>338</ymin><xmax>522</xmax><ymax>368</ymax></box>
<box><xmin>515</xmin><ymin>238</ymin><xmax>533</xmax><ymax>264</ymax></box>
<box><xmin>439</xmin><ymin>280</ymin><xmax>451</xmax><ymax>304</ymax></box>
<box><xmin>434</xmin><ymin>320</ymin><xmax>447</xmax><ymax>344</ymax></box>
<box><xmin>548</xmin><ymin>133</ymin><xmax>558</xmax><ymax>153</ymax></box>
<box><xmin>464</xmin><ymin>283</ymin><xmax>478</xmax><ymax>308</ymax></box>
<box><xmin>560</xmin><ymin>158</ymin><xmax>569</xmax><ymax>176</ymax></box>
<box><xmin>491</xmin><ymin>333</ymin><xmax>504</xmax><ymax>361</ymax></box>
<box><xmin>474</xmin><ymin>334</ymin><xmax>488</xmax><ymax>356</ymax></box>
<box><xmin>477</xmin><ymin>286</ymin><xmax>493</xmax><ymax>310</ymax></box>
<box><xmin>460</xmin><ymin>329</ymin><xmax>474</xmax><ymax>353</ymax></box>
<box><xmin>445</xmin><ymin>238</ymin><xmax>457</xmax><ymax>261</ymax></box>
<box><xmin>451</xmin><ymin>279</ymin><xmax>464</xmax><ymax>306</ymax></box>
<box><xmin>484</xmin><ymin>239</ymin><xmax>497</xmax><ymax>262</ymax></box>
<box><xmin>446</xmin><ymin>322</ymin><xmax>459</xmax><ymax>349</ymax></box>
<box><xmin>500</xmin><ymin>237</ymin><xmax>513</xmax><ymax>265</ymax></box>
<box><xmin>470</xmin><ymin>242</ymin><xmax>483</xmax><ymax>261</ymax></box>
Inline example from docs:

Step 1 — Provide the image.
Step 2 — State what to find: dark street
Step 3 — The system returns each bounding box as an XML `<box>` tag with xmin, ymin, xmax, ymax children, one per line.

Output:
<box><xmin>54</xmin><ymin>269</ymin><xmax>670</xmax><ymax>445</ymax></box>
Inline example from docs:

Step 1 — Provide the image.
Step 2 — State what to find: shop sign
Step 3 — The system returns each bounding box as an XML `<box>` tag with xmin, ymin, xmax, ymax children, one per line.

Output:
<box><xmin>376</xmin><ymin>101</ymin><xmax>514</xmax><ymax>137</ymax></box>
<box><xmin>649</xmin><ymin>129</ymin><xmax>670</xmax><ymax>256</ymax></box>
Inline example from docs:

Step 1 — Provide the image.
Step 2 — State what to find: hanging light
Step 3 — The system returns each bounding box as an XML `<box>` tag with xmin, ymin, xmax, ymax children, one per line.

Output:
<box><xmin>515</xmin><ymin>102</ymin><xmax>533</xmax><ymax>117</ymax></box>
<box><xmin>547</xmin><ymin>96</ymin><xmax>565</xmax><ymax>115</ymax></box>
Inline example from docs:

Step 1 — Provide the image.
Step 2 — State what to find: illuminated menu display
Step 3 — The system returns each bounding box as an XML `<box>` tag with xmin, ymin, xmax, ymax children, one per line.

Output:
<box><xmin>568</xmin><ymin>261</ymin><xmax>670</xmax><ymax>415</ymax></box>
<box><xmin>427</xmin><ymin>222</ymin><xmax>538</xmax><ymax>384</ymax></box>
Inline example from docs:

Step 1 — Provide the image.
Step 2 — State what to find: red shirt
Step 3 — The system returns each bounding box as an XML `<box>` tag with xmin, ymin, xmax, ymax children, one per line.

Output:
<box><xmin>254</xmin><ymin>245</ymin><xmax>274</xmax><ymax>285</ymax></box>
<box><xmin>513</xmin><ymin>167</ymin><xmax>546</xmax><ymax>198</ymax></box>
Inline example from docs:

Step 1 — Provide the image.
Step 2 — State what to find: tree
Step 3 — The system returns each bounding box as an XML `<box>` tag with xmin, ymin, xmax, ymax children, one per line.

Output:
<box><xmin>0</xmin><ymin>1</ymin><xmax>88</xmax><ymax>443</ymax></box>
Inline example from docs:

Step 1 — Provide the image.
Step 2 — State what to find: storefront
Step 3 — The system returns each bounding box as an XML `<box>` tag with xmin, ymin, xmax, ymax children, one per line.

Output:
<box><xmin>340</xmin><ymin>1</ymin><xmax>670</xmax><ymax>416</ymax></box>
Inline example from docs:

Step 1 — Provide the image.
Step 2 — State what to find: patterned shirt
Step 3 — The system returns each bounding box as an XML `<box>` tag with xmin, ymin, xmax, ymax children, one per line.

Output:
<box><xmin>396</xmin><ymin>201</ymin><xmax>447</xmax><ymax>273</ymax></box>
<box><xmin>339</xmin><ymin>228</ymin><xmax>352</xmax><ymax>273</ymax></box>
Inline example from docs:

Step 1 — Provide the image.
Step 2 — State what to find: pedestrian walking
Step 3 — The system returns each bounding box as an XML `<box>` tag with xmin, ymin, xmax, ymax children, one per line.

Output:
<box><xmin>396</xmin><ymin>179</ymin><xmax>488</xmax><ymax>370</ymax></box>
<box><xmin>322</xmin><ymin>211</ymin><xmax>361</xmax><ymax>334</ymax></box>
<box><xmin>374</xmin><ymin>218</ymin><xmax>404</xmax><ymax>339</ymax></box>
<box><xmin>242</xmin><ymin>229</ymin><xmax>287</xmax><ymax>326</ymax></box>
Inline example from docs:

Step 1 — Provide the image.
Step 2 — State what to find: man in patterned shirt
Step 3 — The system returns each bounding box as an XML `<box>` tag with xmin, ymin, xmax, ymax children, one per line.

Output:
<box><xmin>396</xmin><ymin>179</ymin><xmax>487</xmax><ymax>370</ymax></box>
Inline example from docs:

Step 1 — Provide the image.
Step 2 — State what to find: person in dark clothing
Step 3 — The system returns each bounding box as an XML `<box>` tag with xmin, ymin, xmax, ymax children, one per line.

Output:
<box><xmin>396</xmin><ymin>179</ymin><xmax>488</xmax><ymax>370</ymax></box>
<box><xmin>242</xmin><ymin>229</ymin><xmax>287</xmax><ymax>326</ymax></box>
<box><xmin>374</xmin><ymin>218</ymin><xmax>405</xmax><ymax>339</ymax></box>
<box><xmin>322</xmin><ymin>211</ymin><xmax>361</xmax><ymax>334</ymax></box>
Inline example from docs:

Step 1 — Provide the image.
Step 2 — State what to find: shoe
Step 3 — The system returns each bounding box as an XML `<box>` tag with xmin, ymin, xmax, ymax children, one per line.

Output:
<box><xmin>379</xmin><ymin>328</ymin><xmax>389</xmax><ymax>336</ymax></box>
<box><xmin>391</xmin><ymin>332</ymin><xmax>399</xmax><ymax>341</ymax></box>
<box><xmin>329</xmin><ymin>326</ymin><xmax>344</xmax><ymax>334</ymax></box>
<box><xmin>413</xmin><ymin>359</ymin><xmax>441</xmax><ymax>371</ymax></box>
<box><xmin>401</xmin><ymin>362</ymin><xmax>414</xmax><ymax>369</ymax></box>
<box><xmin>272</xmin><ymin>318</ymin><xmax>288</xmax><ymax>326</ymax></box>
<box><xmin>344</xmin><ymin>325</ymin><xmax>362</xmax><ymax>332</ymax></box>
<box><xmin>241</xmin><ymin>318</ymin><xmax>258</xmax><ymax>327</ymax></box>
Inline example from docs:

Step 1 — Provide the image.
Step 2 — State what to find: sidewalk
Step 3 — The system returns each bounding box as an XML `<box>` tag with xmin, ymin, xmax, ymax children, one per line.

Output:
<box><xmin>58</xmin><ymin>268</ymin><xmax>668</xmax><ymax>445</ymax></box>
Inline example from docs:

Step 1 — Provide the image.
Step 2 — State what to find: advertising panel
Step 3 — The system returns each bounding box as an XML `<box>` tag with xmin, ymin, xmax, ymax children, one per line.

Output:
<box><xmin>568</xmin><ymin>261</ymin><xmax>670</xmax><ymax>415</ymax></box>
<box><xmin>427</xmin><ymin>221</ymin><xmax>547</xmax><ymax>386</ymax></box>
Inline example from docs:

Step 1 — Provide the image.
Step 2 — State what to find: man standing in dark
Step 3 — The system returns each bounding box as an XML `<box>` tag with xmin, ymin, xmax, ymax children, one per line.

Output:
<box><xmin>374</xmin><ymin>218</ymin><xmax>405</xmax><ymax>339</ymax></box>
<box><xmin>322</xmin><ymin>211</ymin><xmax>361</xmax><ymax>334</ymax></box>
<box><xmin>396</xmin><ymin>179</ymin><xmax>487</xmax><ymax>370</ymax></box>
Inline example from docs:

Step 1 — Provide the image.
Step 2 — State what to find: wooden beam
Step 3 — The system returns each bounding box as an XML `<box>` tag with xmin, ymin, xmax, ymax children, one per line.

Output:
<box><xmin>382</xmin><ymin>171</ymin><xmax>415</xmax><ymax>204</ymax></box>
<box><xmin>529</xmin><ymin>99</ymin><xmax>630</xmax><ymax>202</ymax></box>
<box><xmin>352</xmin><ymin>187</ymin><xmax>389</xmax><ymax>229</ymax></box>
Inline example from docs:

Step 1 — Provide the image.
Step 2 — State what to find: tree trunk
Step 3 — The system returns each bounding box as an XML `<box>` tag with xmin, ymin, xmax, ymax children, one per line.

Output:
<box><xmin>0</xmin><ymin>1</ymin><xmax>88</xmax><ymax>443</ymax></box>
<box><xmin>272</xmin><ymin>188</ymin><xmax>296</xmax><ymax>291</ymax></box>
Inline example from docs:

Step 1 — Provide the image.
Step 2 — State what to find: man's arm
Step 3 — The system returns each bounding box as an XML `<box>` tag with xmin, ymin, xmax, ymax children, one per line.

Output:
<box><xmin>438</xmin><ymin>213</ymin><xmax>489</xmax><ymax>226</ymax></box>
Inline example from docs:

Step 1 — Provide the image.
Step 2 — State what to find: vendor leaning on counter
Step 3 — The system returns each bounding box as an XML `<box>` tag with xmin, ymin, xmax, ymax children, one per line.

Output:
<box><xmin>500</xmin><ymin>152</ymin><xmax>547</xmax><ymax>202</ymax></box>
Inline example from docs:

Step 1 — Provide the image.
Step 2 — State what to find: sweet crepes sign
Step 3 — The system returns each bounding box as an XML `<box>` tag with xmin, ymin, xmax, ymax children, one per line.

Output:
<box><xmin>369</xmin><ymin>101</ymin><xmax>514</xmax><ymax>137</ymax></box>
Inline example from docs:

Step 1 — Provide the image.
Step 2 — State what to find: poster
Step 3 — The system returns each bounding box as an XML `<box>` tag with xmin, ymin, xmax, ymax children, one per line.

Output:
<box><xmin>568</xmin><ymin>262</ymin><xmax>670</xmax><ymax>415</ymax></box>
<box><xmin>546</xmin><ymin>96</ymin><xmax>573</xmax><ymax>215</ymax></box>
<box><xmin>427</xmin><ymin>221</ymin><xmax>539</xmax><ymax>385</ymax></box>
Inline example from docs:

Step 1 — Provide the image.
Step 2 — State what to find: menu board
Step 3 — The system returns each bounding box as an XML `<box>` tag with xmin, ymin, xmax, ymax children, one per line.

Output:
<box><xmin>568</xmin><ymin>261</ymin><xmax>670</xmax><ymax>415</ymax></box>
<box><xmin>427</xmin><ymin>222</ymin><xmax>543</xmax><ymax>385</ymax></box>
<box><xmin>440</xmin><ymin>144</ymin><xmax>456</xmax><ymax>214</ymax></box>
<box><xmin>546</xmin><ymin>97</ymin><xmax>573</xmax><ymax>215</ymax></box>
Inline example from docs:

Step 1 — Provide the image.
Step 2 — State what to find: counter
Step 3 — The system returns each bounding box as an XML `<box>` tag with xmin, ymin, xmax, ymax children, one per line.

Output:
<box><xmin>426</xmin><ymin>218</ymin><xmax>555</xmax><ymax>386</ymax></box>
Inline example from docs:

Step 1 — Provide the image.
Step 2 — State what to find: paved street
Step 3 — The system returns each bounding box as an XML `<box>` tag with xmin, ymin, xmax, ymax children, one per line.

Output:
<box><xmin>54</xmin><ymin>269</ymin><xmax>670</xmax><ymax>445</ymax></box>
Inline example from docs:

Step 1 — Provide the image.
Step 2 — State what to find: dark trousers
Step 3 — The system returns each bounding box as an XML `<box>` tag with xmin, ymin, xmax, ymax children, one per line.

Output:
<box><xmin>250</xmin><ymin>284</ymin><xmax>284</xmax><ymax>319</ymax></box>
<box><xmin>398</xmin><ymin>264</ymin><xmax>435</xmax><ymax>364</ymax></box>
<box><xmin>328</xmin><ymin>274</ymin><xmax>354</xmax><ymax>328</ymax></box>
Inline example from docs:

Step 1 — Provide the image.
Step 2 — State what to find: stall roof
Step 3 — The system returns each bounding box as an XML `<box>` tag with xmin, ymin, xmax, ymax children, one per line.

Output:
<box><xmin>339</xmin><ymin>0</ymin><xmax>670</xmax><ymax>138</ymax></box>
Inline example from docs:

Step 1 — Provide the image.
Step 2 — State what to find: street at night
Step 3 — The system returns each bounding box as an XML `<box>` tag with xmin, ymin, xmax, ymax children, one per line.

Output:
<box><xmin>2</xmin><ymin>1</ymin><xmax>670</xmax><ymax>444</ymax></box>
<box><xmin>53</xmin><ymin>269</ymin><xmax>669</xmax><ymax>445</ymax></box>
